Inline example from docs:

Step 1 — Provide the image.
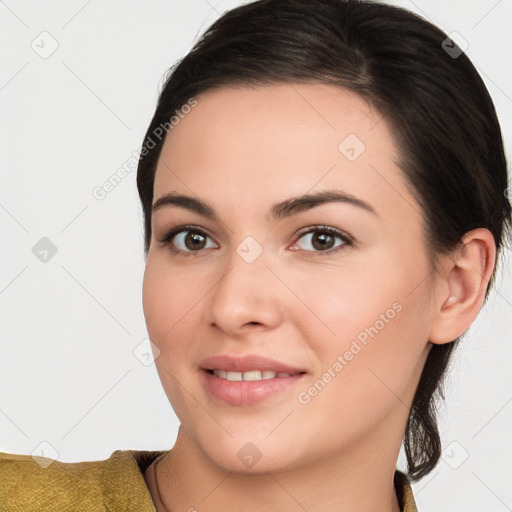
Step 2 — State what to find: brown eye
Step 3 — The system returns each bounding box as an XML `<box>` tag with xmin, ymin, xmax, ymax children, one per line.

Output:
<box><xmin>293</xmin><ymin>226</ymin><xmax>352</xmax><ymax>255</ymax></box>
<box><xmin>170</xmin><ymin>229</ymin><xmax>216</xmax><ymax>253</ymax></box>
<box><xmin>157</xmin><ymin>225</ymin><xmax>218</xmax><ymax>257</ymax></box>
<box><xmin>183</xmin><ymin>231</ymin><xmax>207</xmax><ymax>250</ymax></box>
<box><xmin>311</xmin><ymin>231</ymin><xmax>336</xmax><ymax>250</ymax></box>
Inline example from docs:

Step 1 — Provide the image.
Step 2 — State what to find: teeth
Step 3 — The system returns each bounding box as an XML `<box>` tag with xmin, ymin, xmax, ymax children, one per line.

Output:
<box><xmin>243</xmin><ymin>370</ymin><xmax>264</xmax><ymax>381</ymax></box>
<box><xmin>212</xmin><ymin>369</ymin><xmax>293</xmax><ymax>381</ymax></box>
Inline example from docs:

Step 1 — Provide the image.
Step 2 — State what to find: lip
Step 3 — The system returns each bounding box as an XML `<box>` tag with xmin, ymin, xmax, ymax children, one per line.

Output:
<box><xmin>199</xmin><ymin>354</ymin><xmax>307</xmax><ymax>406</ymax></box>
<box><xmin>199</xmin><ymin>354</ymin><xmax>306</xmax><ymax>374</ymax></box>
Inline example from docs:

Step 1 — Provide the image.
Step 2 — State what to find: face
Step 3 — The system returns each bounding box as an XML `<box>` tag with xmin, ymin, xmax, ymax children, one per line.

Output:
<box><xmin>142</xmin><ymin>83</ymin><xmax>436</xmax><ymax>474</ymax></box>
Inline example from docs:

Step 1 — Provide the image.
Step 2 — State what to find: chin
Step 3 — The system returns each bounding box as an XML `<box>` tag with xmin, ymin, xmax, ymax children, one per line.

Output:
<box><xmin>191</xmin><ymin>431</ymin><xmax>300</xmax><ymax>474</ymax></box>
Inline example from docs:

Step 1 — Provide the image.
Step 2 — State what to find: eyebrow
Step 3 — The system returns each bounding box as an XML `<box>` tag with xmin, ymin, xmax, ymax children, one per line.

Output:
<box><xmin>151</xmin><ymin>190</ymin><xmax>378</xmax><ymax>221</ymax></box>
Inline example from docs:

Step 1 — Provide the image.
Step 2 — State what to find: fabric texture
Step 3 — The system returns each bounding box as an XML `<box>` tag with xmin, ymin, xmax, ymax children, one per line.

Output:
<box><xmin>0</xmin><ymin>449</ymin><xmax>418</xmax><ymax>511</ymax></box>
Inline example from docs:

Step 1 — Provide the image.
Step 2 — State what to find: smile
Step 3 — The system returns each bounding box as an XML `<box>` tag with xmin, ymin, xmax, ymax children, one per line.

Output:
<box><xmin>201</xmin><ymin>369</ymin><xmax>306</xmax><ymax>406</ymax></box>
<box><xmin>210</xmin><ymin>369</ymin><xmax>297</xmax><ymax>381</ymax></box>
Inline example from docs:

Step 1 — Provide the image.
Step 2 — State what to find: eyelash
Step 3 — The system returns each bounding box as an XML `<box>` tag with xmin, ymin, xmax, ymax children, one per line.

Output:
<box><xmin>157</xmin><ymin>224</ymin><xmax>354</xmax><ymax>259</ymax></box>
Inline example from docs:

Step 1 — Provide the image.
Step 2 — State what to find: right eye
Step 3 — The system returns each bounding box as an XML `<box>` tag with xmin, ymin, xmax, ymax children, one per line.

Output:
<box><xmin>157</xmin><ymin>225</ymin><xmax>218</xmax><ymax>258</ymax></box>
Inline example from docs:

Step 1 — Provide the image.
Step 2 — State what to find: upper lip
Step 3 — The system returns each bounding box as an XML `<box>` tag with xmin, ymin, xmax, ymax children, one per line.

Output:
<box><xmin>200</xmin><ymin>354</ymin><xmax>307</xmax><ymax>374</ymax></box>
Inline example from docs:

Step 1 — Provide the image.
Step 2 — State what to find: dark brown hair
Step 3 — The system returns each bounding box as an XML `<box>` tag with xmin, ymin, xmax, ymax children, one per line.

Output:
<box><xmin>136</xmin><ymin>0</ymin><xmax>511</xmax><ymax>480</ymax></box>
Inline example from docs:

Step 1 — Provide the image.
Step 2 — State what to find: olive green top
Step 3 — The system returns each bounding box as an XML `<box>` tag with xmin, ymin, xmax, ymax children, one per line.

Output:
<box><xmin>0</xmin><ymin>449</ymin><xmax>418</xmax><ymax>511</ymax></box>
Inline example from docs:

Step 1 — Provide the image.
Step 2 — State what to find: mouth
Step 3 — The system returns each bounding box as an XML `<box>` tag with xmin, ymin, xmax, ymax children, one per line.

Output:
<box><xmin>199</xmin><ymin>354</ymin><xmax>308</xmax><ymax>406</ymax></box>
<box><xmin>206</xmin><ymin>369</ymin><xmax>306</xmax><ymax>381</ymax></box>
<box><xmin>200</xmin><ymin>353</ymin><xmax>307</xmax><ymax>375</ymax></box>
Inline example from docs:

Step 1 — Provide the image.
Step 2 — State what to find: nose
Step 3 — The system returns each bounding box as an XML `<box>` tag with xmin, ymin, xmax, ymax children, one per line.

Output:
<box><xmin>206</xmin><ymin>240</ymin><xmax>284</xmax><ymax>336</ymax></box>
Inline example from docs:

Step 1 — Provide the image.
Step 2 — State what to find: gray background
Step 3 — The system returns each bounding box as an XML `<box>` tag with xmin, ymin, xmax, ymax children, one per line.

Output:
<box><xmin>1</xmin><ymin>1</ymin><xmax>511</xmax><ymax>510</ymax></box>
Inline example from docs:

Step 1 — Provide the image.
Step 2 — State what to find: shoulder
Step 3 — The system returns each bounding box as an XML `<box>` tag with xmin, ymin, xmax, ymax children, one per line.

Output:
<box><xmin>0</xmin><ymin>448</ymin><xmax>166</xmax><ymax>512</ymax></box>
<box><xmin>394</xmin><ymin>469</ymin><xmax>418</xmax><ymax>512</ymax></box>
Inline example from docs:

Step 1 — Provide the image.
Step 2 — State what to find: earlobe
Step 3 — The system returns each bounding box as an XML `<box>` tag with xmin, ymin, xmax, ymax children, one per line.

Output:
<box><xmin>428</xmin><ymin>228</ymin><xmax>496</xmax><ymax>345</ymax></box>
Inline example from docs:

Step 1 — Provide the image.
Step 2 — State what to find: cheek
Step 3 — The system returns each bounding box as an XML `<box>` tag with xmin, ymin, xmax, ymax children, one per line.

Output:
<box><xmin>291</xmin><ymin>255</ymin><xmax>431</xmax><ymax>380</ymax></box>
<box><xmin>142</xmin><ymin>259</ymin><xmax>202</xmax><ymax>415</ymax></box>
<box><xmin>296</xmin><ymin>262</ymin><xmax>430</xmax><ymax>406</ymax></box>
<box><xmin>288</xmin><ymin>261</ymin><xmax>399</xmax><ymax>343</ymax></box>
<box><xmin>142</xmin><ymin>257</ymin><xmax>199</xmax><ymax>357</ymax></box>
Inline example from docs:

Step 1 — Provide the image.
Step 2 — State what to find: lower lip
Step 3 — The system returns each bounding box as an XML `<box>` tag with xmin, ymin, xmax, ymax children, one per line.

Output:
<box><xmin>200</xmin><ymin>370</ymin><xmax>305</xmax><ymax>406</ymax></box>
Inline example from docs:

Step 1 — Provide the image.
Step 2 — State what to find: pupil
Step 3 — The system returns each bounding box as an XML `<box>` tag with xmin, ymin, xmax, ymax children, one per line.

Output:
<box><xmin>188</xmin><ymin>232</ymin><xmax>204</xmax><ymax>249</ymax></box>
<box><xmin>315</xmin><ymin>232</ymin><xmax>333</xmax><ymax>250</ymax></box>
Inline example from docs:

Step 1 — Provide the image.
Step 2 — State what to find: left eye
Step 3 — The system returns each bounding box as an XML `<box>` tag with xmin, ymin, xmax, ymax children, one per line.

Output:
<box><xmin>292</xmin><ymin>227</ymin><xmax>351</xmax><ymax>253</ymax></box>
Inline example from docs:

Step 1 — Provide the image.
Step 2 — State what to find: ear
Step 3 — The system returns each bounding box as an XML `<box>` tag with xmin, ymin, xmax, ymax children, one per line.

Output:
<box><xmin>428</xmin><ymin>228</ymin><xmax>496</xmax><ymax>344</ymax></box>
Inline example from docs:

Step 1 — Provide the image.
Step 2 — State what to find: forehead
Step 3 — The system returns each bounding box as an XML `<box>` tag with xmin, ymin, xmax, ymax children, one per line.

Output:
<box><xmin>153</xmin><ymin>82</ymin><xmax>410</xmax><ymax>220</ymax></box>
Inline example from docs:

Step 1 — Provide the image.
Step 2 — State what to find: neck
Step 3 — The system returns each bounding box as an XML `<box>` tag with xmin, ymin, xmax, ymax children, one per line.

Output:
<box><xmin>147</xmin><ymin>425</ymin><xmax>404</xmax><ymax>512</ymax></box>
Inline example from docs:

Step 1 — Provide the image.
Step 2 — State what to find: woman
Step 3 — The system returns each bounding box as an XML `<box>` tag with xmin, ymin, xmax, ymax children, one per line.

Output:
<box><xmin>1</xmin><ymin>1</ymin><xmax>510</xmax><ymax>510</ymax></box>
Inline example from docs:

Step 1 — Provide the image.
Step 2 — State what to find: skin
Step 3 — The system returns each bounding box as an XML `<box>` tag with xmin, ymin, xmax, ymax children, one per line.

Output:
<box><xmin>141</xmin><ymin>83</ymin><xmax>496</xmax><ymax>512</ymax></box>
